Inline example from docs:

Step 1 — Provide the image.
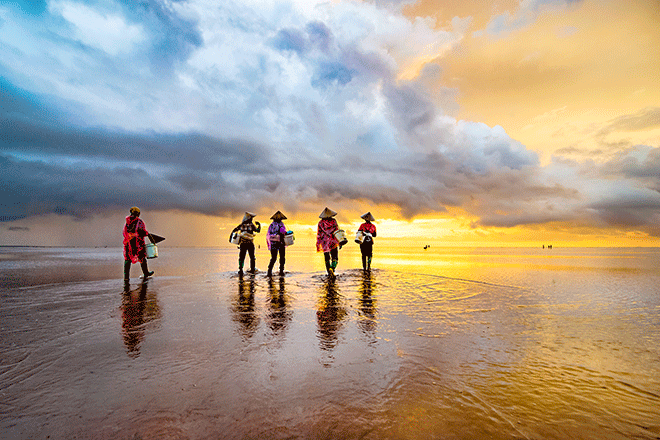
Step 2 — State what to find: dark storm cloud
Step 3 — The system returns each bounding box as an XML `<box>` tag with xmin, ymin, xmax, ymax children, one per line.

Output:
<box><xmin>1</xmin><ymin>73</ymin><xmax>584</xmax><ymax>224</ymax></box>
<box><xmin>0</xmin><ymin>151</ymin><xmax>274</xmax><ymax>222</ymax></box>
<box><xmin>588</xmin><ymin>197</ymin><xmax>660</xmax><ymax>228</ymax></box>
<box><xmin>1</xmin><ymin>85</ymin><xmax>268</xmax><ymax>175</ymax></box>
<box><xmin>598</xmin><ymin>147</ymin><xmax>660</xmax><ymax>181</ymax></box>
<box><xmin>0</xmin><ymin>83</ymin><xmax>274</xmax><ymax>221</ymax></box>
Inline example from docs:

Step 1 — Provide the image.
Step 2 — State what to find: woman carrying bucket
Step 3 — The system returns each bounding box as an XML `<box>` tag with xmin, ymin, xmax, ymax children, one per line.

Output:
<box><xmin>357</xmin><ymin>212</ymin><xmax>377</xmax><ymax>271</ymax></box>
<box><xmin>266</xmin><ymin>210</ymin><xmax>288</xmax><ymax>277</ymax></box>
<box><xmin>123</xmin><ymin>207</ymin><xmax>155</xmax><ymax>280</ymax></box>
<box><xmin>316</xmin><ymin>207</ymin><xmax>344</xmax><ymax>276</ymax></box>
<box><xmin>232</xmin><ymin>212</ymin><xmax>261</xmax><ymax>274</ymax></box>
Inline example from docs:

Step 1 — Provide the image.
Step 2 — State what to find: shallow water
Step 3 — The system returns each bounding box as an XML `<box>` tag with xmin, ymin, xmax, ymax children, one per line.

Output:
<box><xmin>1</xmin><ymin>246</ymin><xmax>659</xmax><ymax>439</ymax></box>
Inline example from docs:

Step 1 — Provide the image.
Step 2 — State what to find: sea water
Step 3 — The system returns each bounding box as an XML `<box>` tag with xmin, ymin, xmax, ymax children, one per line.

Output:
<box><xmin>1</xmin><ymin>246</ymin><xmax>659</xmax><ymax>439</ymax></box>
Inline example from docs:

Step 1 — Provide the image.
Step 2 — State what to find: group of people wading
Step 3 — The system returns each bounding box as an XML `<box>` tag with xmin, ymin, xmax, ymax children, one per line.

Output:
<box><xmin>232</xmin><ymin>207</ymin><xmax>377</xmax><ymax>277</ymax></box>
<box><xmin>123</xmin><ymin>206</ymin><xmax>377</xmax><ymax>280</ymax></box>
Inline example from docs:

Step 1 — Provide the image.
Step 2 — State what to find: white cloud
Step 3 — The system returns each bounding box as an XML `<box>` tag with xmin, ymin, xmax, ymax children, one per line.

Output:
<box><xmin>49</xmin><ymin>1</ymin><xmax>146</xmax><ymax>55</ymax></box>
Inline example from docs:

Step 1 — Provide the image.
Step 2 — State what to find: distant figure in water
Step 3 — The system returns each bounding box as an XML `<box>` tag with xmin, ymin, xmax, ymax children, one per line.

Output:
<box><xmin>316</xmin><ymin>207</ymin><xmax>341</xmax><ymax>276</ymax></box>
<box><xmin>357</xmin><ymin>212</ymin><xmax>377</xmax><ymax>271</ymax></box>
<box><xmin>232</xmin><ymin>212</ymin><xmax>261</xmax><ymax>274</ymax></box>
<box><xmin>123</xmin><ymin>207</ymin><xmax>155</xmax><ymax>280</ymax></box>
<box><xmin>266</xmin><ymin>210</ymin><xmax>287</xmax><ymax>277</ymax></box>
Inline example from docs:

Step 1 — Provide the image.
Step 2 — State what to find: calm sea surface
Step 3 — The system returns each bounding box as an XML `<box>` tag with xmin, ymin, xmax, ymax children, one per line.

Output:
<box><xmin>1</xmin><ymin>246</ymin><xmax>659</xmax><ymax>439</ymax></box>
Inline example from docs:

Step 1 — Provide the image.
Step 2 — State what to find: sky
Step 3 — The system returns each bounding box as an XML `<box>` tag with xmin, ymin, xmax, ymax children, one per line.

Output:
<box><xmin>1</xmin><ymin>0</ymin><xmax>659</xmax><ymax>247</ymax></box>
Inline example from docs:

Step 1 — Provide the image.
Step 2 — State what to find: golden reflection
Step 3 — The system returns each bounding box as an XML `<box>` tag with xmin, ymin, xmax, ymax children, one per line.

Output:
<box><xmin>266</xmin><ymin>275</ymin><xmax>292</xmax><ymax>338</ymax></box>
<box><xmin>357</xmin><ymin>271</ymin><xmax>377</xmax><ymax>340</ymax></box>
<box><xmin>121</xmin><ymin>279</ymin><xmax>161</xmax><ymax>358</ymax></box>
<box><xmin>316</xmin><ymin>276</ymin><xmax>347</xmax><ymax>356</ymax></box>
<box><xmin>231</xmin><ymin>273</ymin><xmax>260</xmax><ymax>340</ymax></box>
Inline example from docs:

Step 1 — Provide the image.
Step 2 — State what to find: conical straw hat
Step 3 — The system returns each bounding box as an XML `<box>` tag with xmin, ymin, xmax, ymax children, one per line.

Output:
<box><xmin>270</xmin><ymin>210</ymin><xmax>287</xmax><ymax>220</ymax></box>
<box><xmin>319</xmin><ymin>207</ymin><xmax>337</xmax><ymax>219</ymax></box>
<box><xmin>242</xmin><ymin>211</ymin><xmax>257</xmax><ymax>222</ymax></box>
<box><xmin>361</xmin><ymin>212</ymin><xmax>375</xmax><ymax>222</ymax></box>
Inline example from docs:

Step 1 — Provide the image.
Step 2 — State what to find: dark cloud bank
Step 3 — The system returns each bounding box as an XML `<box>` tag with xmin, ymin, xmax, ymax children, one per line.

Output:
<box><xmin>3</xmin><ymin>79</ymin><xmax>659</xmax><ymax>233</ymax></box>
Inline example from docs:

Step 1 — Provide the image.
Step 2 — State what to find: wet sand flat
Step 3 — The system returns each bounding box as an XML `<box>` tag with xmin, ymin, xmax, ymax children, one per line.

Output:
<box><xmin>1</xmin><ymin>246</ymin><xmax>660</xmax><ymax>439</ymax></box>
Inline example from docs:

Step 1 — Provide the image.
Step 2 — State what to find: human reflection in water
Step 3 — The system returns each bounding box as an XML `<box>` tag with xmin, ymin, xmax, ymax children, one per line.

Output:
<box><xmin>231</xmin><ymin>273</ymin><xmax>260</xmax><ymax>340</ymax></box>
<box><xmin>266</xmin><ymin>275</ymin><xmax>292</xmax><ymax>339</ymax></box>
<box><xmin>357</xmin><ymin>271</ymin><xmax>377</xmax><ymax>342</ymax></box>
<box><xmin>121</xmin><ymin>280</ymin><xmax>161</xmax><ymax>358</ymax></box>
<box><xmin>316</xmin><ymin>276</ymin><xmax>347</xmax><ymax>359</ymax></box>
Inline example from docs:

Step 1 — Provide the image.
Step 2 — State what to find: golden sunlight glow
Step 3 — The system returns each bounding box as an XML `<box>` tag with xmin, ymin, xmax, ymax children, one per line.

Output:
<box><xmin>438</xmin><ymin>0</ymin><xmax>660</xmax><ymax>163</ymax></box>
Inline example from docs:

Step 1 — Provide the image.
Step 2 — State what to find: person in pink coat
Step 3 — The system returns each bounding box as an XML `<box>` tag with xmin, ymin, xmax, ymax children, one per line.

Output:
<box><xmin>123</xmin><ymin>207</ymin><xmax>154</xmax><ymax>280</ymax></box>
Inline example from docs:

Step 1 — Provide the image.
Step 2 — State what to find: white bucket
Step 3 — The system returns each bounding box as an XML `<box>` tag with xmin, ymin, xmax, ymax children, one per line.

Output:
<box><xmin>230</xmin><ymin>232</ymin><xmax>240</xmax><ymax>245</ymax></box>
<box><xmin>145</xmin><ymin>242</ymin><xmax>158</xmax><ymax>259</ymax></box>
<box><xmin>284</xmin><ymin>231</ymin><xmax>295</xmax><ymax>246</ymax></box>
<box><xmin>355</xmin><ymin>231</ymin><xmax>365</xmax><ymax>244</ymax></box>
<box><xmin>334</xmin><ymin>229</ymin><xmax>347</xmax><ymax>245</ymax></box>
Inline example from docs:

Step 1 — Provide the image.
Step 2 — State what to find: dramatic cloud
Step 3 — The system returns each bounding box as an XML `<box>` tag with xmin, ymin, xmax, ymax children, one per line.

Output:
<box><xmin>1</xmin><ymin>0</ymin><xmax>659</xmax><ymax>240</ymax></box>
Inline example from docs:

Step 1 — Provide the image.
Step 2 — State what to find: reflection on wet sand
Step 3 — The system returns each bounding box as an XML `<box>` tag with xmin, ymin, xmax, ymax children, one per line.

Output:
<box><xmin>3</xmin><ymin>247</ymin><xmax>660</xmax><ymax>440</ymax></box>
<box><xmin>231</xmin><ymin>273</ymin><xmax>260</xmax><ymax>340</ymax></box>
<box><xmin>121</xmin><ymin>280</ymin><xmax>161</xmax><ymax>358</ymax></box>
<box><xmin>357</xmin><ymin>271</ymin><xmax>377</xmax><ymax>340</ymax></box>
<box><xmin>266</xmin><ymin>275</ymin><xmax>292</xmax><ymax>338</ymax></box>
<box><xmin>316</xmin><ymin>276</ymin><xmax>347</xmax><ymax>361</ymax></box>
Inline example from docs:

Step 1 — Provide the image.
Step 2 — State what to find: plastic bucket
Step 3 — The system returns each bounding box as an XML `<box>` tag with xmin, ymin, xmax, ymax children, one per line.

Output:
<box><xmin>230</xmin><ymin>232</ymin><xmax>240</xmax><ymax>245</ymax></box>
<box><xmin>334</xmin><ymin>229</ymin><xmax>348</xmax><ymax>246</ymax></box>
<box><xmin>145</xmin><ymin>242</ymin><xmax>158</xmax><ymax>259</ymax></box>
<box><xmin>355</xmin><ymin>231</ymin><xmax>365</xmax><ymax>244</ymax></box>
<box><xmin>284</xmin><ymin>231</ymin><xmax>295</xmax><ymax>246</ymax></box>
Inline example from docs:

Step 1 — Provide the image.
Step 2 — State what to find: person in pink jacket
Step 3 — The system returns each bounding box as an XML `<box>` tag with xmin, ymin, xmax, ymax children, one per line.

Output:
<box><xmin>123</xmin><ymin>207</ymin><xmax>154</xmax><ymax>280</ymax></box>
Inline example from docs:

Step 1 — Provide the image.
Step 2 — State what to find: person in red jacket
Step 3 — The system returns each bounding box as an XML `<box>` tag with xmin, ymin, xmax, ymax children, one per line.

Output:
<box><xmin>123</xmin><ymin>207</ymin><xmax>154</xmax><ymax>280</ymax></box>
<box><xmin>357</xmin><ymin>212</ymin><xmax>377</xmax><ymax>271</ymax></box>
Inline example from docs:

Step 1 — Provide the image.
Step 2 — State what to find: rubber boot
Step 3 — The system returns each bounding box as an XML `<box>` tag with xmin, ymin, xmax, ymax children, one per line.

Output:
<box><xmin>367</xmin><ymin>256</ymin><xmax>372</xmax><ymax>271</ymax></box>
<box><xmin>361</xmin><ymin>255</ymin><xmax>367</xmax><ymax>271</ymax></box>
<box><xmin>141</xmin><ymin>261</ymin><xmax>154</xmax><ymax>278</ymax></box>
<box><xmin>325</xmin><ymin>258</ymin><xmax>333</xmax><ymax>276</ymax></box>
<box><xmin>124</xmin><ymin>260</ymin><xmax>131</xmax><ymax>280</ymax></box>
<box><xmin>238</xmin><ymin>260</ymin><xmax>244</xmax><ymax>275</ymax></box>
<box><xmin>330</xmin><ymin>259</ymin><xmax>338</xmax><ymax>276</ymax></box>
